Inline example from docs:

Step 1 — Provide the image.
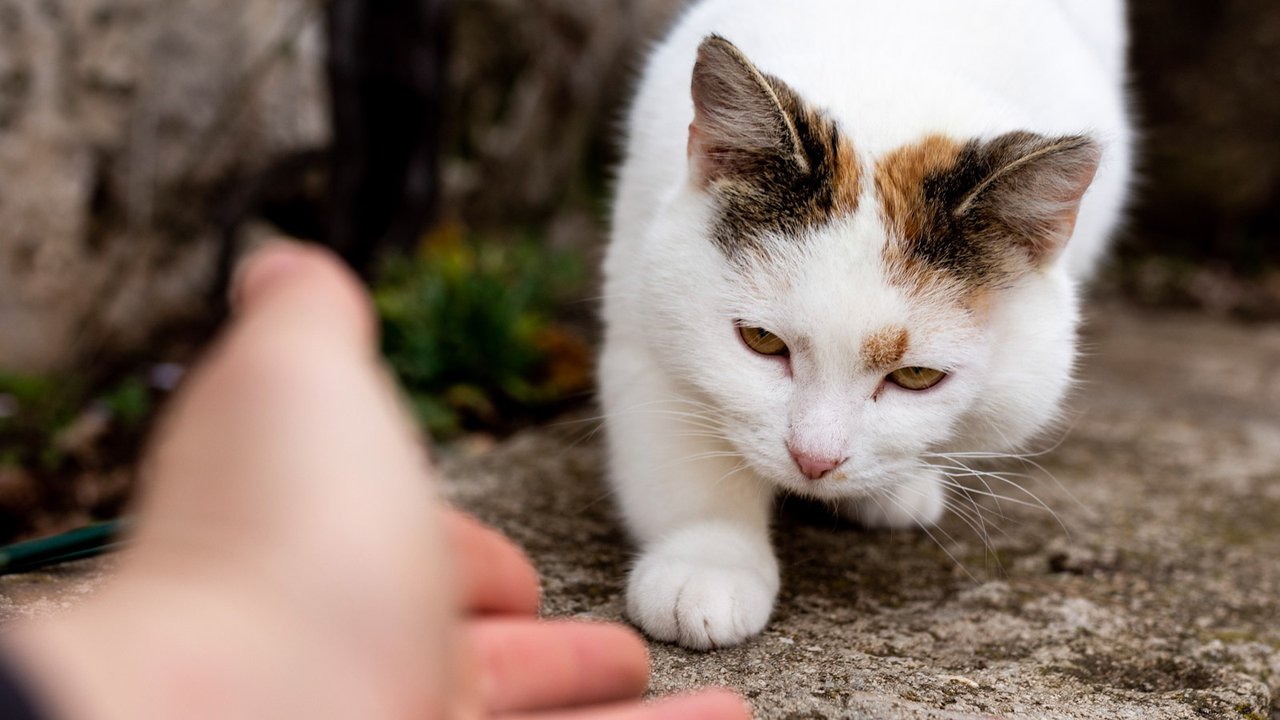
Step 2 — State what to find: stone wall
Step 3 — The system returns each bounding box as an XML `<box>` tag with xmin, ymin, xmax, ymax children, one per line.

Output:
<box><xmin>443</xmin><ymin>0</ymin><xmax>687</xmax><ymax>228</ymax></box>
<box><xmin>0</xmin><ymin>0</ymin><xmax>690</xmax><ymax>373</ymax></box>
<box><xmin>0</xmin><ymin>0</ymin><xmax>326</xmax><ymax>372</ymax></box>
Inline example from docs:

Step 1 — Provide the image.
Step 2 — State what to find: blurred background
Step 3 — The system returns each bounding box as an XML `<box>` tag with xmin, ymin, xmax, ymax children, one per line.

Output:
<box><xmin>0</xmin><ymin>0</ymin><xmax>1276</xmax><ymax>542</ymax></box>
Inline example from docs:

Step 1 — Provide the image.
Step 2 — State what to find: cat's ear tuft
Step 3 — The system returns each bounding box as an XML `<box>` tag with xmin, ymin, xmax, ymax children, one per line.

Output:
<box><xmin>688</xmin><ymin>35</ymin><xmax>809</xmax><ymax>185</ymax></box>
<box><xmin>960</xmin><ymin>132</ymin><xmax>1101</xmax><ymax>267</ymax></box>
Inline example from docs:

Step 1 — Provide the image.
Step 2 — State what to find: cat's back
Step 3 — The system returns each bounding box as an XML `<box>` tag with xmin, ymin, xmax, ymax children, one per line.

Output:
<box><xmin>613</xmin><ymin>0</ymin><xmax>1130</xmax><ymax>279</ymax></box>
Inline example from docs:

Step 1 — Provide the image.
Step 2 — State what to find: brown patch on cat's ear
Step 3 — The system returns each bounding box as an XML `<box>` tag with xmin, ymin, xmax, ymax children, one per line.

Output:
<box><xmin>861</xmin><ymin>326</ymin><xmax>909</xmax><ymax>371</ymax></box>
<box><xmin>876</xmin><ymin>131</ymin><xmax>1101</xmax><ymax>296</ymax></box>
<box><xmin>689</xmin><ymin>35</ymin><xmax>860</xmax><ymax>262</ymax></box>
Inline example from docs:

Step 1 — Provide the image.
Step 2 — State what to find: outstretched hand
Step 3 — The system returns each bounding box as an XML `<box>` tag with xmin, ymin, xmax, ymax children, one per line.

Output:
<box><xmin>5</xmin><ymin>243</ymin><xmax>749</xmax><ymax>720</ymax></box>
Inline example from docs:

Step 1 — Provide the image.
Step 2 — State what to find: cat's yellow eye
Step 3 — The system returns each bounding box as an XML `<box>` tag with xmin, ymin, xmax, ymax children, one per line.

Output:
<box><xmin>887</xmin><ymin>366</ymin><xmax>947</xmax><ymax>391</ymax></box>
<box><xmin>739</xmin><ymin>326</ymin><xmax>789</xmax><ymax>356</ymax></box>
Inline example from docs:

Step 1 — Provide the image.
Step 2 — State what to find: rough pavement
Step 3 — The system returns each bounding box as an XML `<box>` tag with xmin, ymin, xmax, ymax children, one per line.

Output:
<box><xmin>441</xmin><ymin>305</ymin><xmax>1280</xmax><ymax>719</ymax></box>
<box><xmin>4</xmin><ymin>305</ymin><xmax>1279</xmax><ymax>719</ymax></box>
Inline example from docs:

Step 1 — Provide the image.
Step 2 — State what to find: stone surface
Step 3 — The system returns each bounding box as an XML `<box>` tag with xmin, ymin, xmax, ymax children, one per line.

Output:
<box><xmin>0</xmin><ymin>0</ymin><xmax>327</xmax><ymax>371</ymax></box>
<box><xmin>440</xmin><ymin>305</ymin><xmax>1280</xmax><ymax>719</ymax></box>
<box><xmin>3</xmin><ymin>304</ymin><xmax>1279</xmax><ymax>719</ymax></box>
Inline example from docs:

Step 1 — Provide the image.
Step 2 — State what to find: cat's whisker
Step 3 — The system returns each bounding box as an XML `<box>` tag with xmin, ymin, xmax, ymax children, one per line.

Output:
<box><xmin>876</xmin><ymin>490</ymin><xmax>979</xmax><ymax>584</ymax></box>
<box><xmin>595</xmin><ymin>411</ymin><xmax>731</xmax><ymax>437</ymax></box>
<box><xmin>926</xmin><ymin>435</ymin><xmax>1070</xmax><ymax>462</ymax></box>
<box><xmin>936</xmin><ymin>483</ymin><xmax>1053</xmax><ymax>538</ymax></box>
<box><xmin>929</xmin><ymin>456</ymin><xmax>1008</xmax><ymax>517</ymax></box>
<box><xmin>929</xmin><ymin>475</ymin><xmax>1028</xmax><ymax>559</ymax></box>
<box><xmin>608</xmin><ymin>405</ymin><xmax>729</xmax><ymax>427</ymax></box>
<box><xmin>926</xmin><ymin>458</ymin><xmax>1053</xmax><ymax>512</ymax></box>
<box><xmin>927</xmin><ymin>466</ymin><xmax>1069</xmax><ymax>536</ymax></box>
<box><xmin>543</xmin><ymin>416</ymin><xmax>611</xmax><ymax>453</ymax></box>
<box><xmin>937</xmin><ymin>489</ymin><xmax>998</xmax><ymax>541</ymax></box>
<box><xmin>939</xmin><ymin>497</ymin><xmax>1006</xmax><ymax>575</ymax></box>
<box><xmin>933</xmin><ymin>493</ymin><xmax>994</xmax><ymax>556</ymax></box>
<box><xmin>984</xmin><ymin>423</ymin><xmax>1092</xmax><ymax>518</ymax></box>
<box><xmin>709</xmin><ymin>460</ymin><xmax>752</xmax><ymax>492</ymax></box>
<box><xmin>647</xmin><ymin>451</ymin><xmax>742</xmax><ymax>475</ymax></box>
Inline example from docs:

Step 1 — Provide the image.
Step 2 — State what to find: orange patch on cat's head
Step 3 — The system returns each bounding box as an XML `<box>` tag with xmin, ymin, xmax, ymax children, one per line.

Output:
<box><xmin>874</xmin><ymin>136</ymin><xmax>972</xmax><ymax>305</ymax></box>
<box><xmin>861</xmin><ymin>326</ymin><xmax>910</xmax><ymax>371</ymax></box>
<box><xmin>873</xmin><ymin>131</ymin><xmax>1103</xmax><ymax>302</ymax></box>
<box><xmin>872</xmin><ymin>135</ymin><xmax>977</xmax><ymax>301</ymax></box>
<box><xmin>874</xmin><ymin>134</ymin><xmax>964</xmax><ymax>244</ymax></box>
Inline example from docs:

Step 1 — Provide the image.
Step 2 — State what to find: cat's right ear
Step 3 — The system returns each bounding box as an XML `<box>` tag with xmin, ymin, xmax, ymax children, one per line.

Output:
<box><xmin>688</xmin><ymin>35</ymin><xmax>809</xmax><ymax>185</ymax></box>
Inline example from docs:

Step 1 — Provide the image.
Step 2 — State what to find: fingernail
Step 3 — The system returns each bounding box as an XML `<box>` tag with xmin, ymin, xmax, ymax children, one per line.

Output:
<box><xmin>231</xmin><ymin>241</ymin><xmax>306</xmax><ymax>311</ymax></box>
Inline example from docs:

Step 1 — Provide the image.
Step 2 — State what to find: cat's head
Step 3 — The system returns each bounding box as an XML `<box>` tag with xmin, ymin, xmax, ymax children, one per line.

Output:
<box><xmin>648</xmin><ymin>36</ymin><xmax>1101</xmax><ymax>500</ymax></box>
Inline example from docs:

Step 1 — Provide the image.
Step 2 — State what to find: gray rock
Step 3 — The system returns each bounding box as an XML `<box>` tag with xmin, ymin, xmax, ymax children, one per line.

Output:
<box><xmin>0</xmin><ymin>0</ymin><xmax>326</xmax><ymax>372</ymax></box>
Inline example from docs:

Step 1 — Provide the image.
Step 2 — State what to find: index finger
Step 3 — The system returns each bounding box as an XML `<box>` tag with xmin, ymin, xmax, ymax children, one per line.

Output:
<box><xmin>233</xmin><ymin>241</ymin><xmax>377</xmax><ymax>353</ymax></box>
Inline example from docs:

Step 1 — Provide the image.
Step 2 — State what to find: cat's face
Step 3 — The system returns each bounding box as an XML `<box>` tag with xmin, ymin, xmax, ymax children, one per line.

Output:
<box><xmin>645</xmin><ymin>36</ymin><xmax>1099</xmax><ymax>499</ymax></box>
<box><xmin>706</xmin><ymin>218</ymin><xmax>988</xmax><ymax>499</ymax></box>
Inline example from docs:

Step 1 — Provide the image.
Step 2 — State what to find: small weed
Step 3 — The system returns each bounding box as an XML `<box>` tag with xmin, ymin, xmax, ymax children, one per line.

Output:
<box><xmin>374</xmin><ymin>226</ymin><xmax>591</xmax><ymax>437</ymax></box>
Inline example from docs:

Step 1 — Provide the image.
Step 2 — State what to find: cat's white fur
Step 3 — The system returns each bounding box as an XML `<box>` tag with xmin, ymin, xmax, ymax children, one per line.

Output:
<box><xmin>601</xmin><ymin>0</ymin><xmax>1131</xmax><ymax>649</ymax></box>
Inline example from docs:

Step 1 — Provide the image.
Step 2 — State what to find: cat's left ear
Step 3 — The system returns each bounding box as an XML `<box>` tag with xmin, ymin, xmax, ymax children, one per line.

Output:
<box><xmin>687</xmin><ymin>35</ymin><xmax>811</xmax><ymax>185</ymax></box>
<box><xmin>961</xmin><ymin>132</ymin><xmax>1101</xmax><ymax>267</ymax></box>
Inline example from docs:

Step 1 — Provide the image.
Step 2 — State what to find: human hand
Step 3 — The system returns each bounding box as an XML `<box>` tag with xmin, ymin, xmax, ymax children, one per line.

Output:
<box><xmin>447</xmin><ymin>509</ymin><xmax>749</xmax><ymax>719</ymax></box>
<box><xmin>3</xmin><ymin>243</ymin><xmax>748</xmax><ymax>720</ymax></box>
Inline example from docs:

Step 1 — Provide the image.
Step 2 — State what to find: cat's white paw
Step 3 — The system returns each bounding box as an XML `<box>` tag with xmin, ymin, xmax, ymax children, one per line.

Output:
<box><xmin>625</xmin><ymin>524</ymin><xmax>779</xmax><ymax>650</ymax></box>
<box><xmin>627</xmin><ymin>553</ymin><xmax>777</xmax><ymax>650</ymax></box>
<box><xmin>844</xmin><ymin>473</ymin><xmax>945</xmax><ymax>530</ymax></box>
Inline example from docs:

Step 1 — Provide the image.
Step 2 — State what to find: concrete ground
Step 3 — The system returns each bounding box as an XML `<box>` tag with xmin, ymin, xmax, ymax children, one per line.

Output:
<box><xmin>4</xmin><ymin>304</ymin><xmax>1279</xmax><ymax>719</ymax></box>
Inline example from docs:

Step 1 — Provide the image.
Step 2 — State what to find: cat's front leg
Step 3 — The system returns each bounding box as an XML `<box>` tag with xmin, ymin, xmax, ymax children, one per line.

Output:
<box><xmin>603</xmin><ymin>377</ymin><xmax>777</xmax><ymax>649</ymax></box>
<box><xmin>840</xmin><ymin>468</ymin><xmax>945</xmax><ymax>531</ymax></box>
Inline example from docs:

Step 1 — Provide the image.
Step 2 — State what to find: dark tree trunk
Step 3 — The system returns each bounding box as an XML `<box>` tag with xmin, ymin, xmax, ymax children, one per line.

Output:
<box><xmin>325</xmin><ymin>0</ymin><xmax>454</xmax><ymax>278</ymax></box>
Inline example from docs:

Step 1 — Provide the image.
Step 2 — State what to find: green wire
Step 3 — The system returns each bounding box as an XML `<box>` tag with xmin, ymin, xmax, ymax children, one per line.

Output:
<box><xmin>0</xmin><ymin>520</ymin><xmax>128</xmax><ymax>576</ymax></box>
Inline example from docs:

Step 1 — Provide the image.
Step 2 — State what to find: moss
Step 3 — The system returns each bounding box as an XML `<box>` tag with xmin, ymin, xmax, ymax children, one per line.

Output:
<box><xmin>1205</xmin><ymin>630</ymin><xmax>1262</xmax><ymax>645</ymax></box>
<box><xmin>1051</xmin><ymin>650</ymin><xmax>1218</xmax><ymax>693</ymax></box>
<box><xmin>974</xmin><ymin>641</ymin><xmax>1033</xmax><ymax>662</ymax></box>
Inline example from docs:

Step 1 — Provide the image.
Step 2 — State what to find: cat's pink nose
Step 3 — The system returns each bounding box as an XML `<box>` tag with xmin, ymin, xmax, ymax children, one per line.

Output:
<box><xmin>790</xmin><ymin>450</ymin><xmax>844</xmax><ymax>480</ymax></box>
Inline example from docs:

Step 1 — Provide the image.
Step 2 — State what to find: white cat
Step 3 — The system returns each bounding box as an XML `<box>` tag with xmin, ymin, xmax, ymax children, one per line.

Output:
<box><xmin>600</xmin><ymin>0</ymin><xmax>1132</xmax><ymax>649</ymax></box>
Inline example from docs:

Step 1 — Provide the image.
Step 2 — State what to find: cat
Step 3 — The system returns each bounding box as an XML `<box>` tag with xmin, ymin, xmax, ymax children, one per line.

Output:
<box><xmin>599</xmin><ymin>0</ymin><xmax>1132</xmax><ymax>650</ymax></box>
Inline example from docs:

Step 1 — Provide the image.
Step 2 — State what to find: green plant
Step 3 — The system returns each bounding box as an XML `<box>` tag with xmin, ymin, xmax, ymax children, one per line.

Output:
<box><xmin>374</xmin><ymin>229</ymin><xmax>591</xmax><ymax>437</ymax></box>
<box><xmin>0</xmin><ymin>373</ymin><xmax>85</xmax><ymax>472</ymax></box>
<box><xmin>0</xmin><ymin>372</ymin><xmax>154</xmax><ymax>473</ymax></box>
<box><xmin>99</xmin><ymin>376</ymin><xmax>153</xmax><ymax>430</ymax></box>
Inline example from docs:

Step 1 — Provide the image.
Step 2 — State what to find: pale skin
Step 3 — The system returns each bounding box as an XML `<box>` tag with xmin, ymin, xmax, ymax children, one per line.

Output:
<box><xmin>2</xmin><ymin>243</ymin><xmax>751</xmax><ymax>720</ymax></box>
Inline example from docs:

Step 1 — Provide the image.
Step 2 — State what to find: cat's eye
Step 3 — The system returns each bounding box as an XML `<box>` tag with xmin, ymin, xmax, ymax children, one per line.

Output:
<box><xmin>887</xmin><ymin>366</ymin><xmax>947</xmax><ymax>391</ymax></box>
<box><xmin>738</xmin><ymin>326</ymin><xmax>789</xmax><ymax>357</ymax></box>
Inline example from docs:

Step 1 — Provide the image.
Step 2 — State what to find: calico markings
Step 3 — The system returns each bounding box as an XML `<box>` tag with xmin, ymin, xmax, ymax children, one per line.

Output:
<box><xmin>876</xmin><ymin>131</ymin><xmax>1101</xmax><ymax>297</ymax></box>
<box><xmin>690</xmin><ymin>36</ymin><xmax>1100</xmax><ymax>309</ymax></box>
<box><xmin>859</xmin><ymin>325</ymin><xmax>910</xmax><ymax>372</ymax></box>
<box><xmin>690</xmin><ymin>35</ymin><xmax>860</xmax><ymax>262</ymax></box>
